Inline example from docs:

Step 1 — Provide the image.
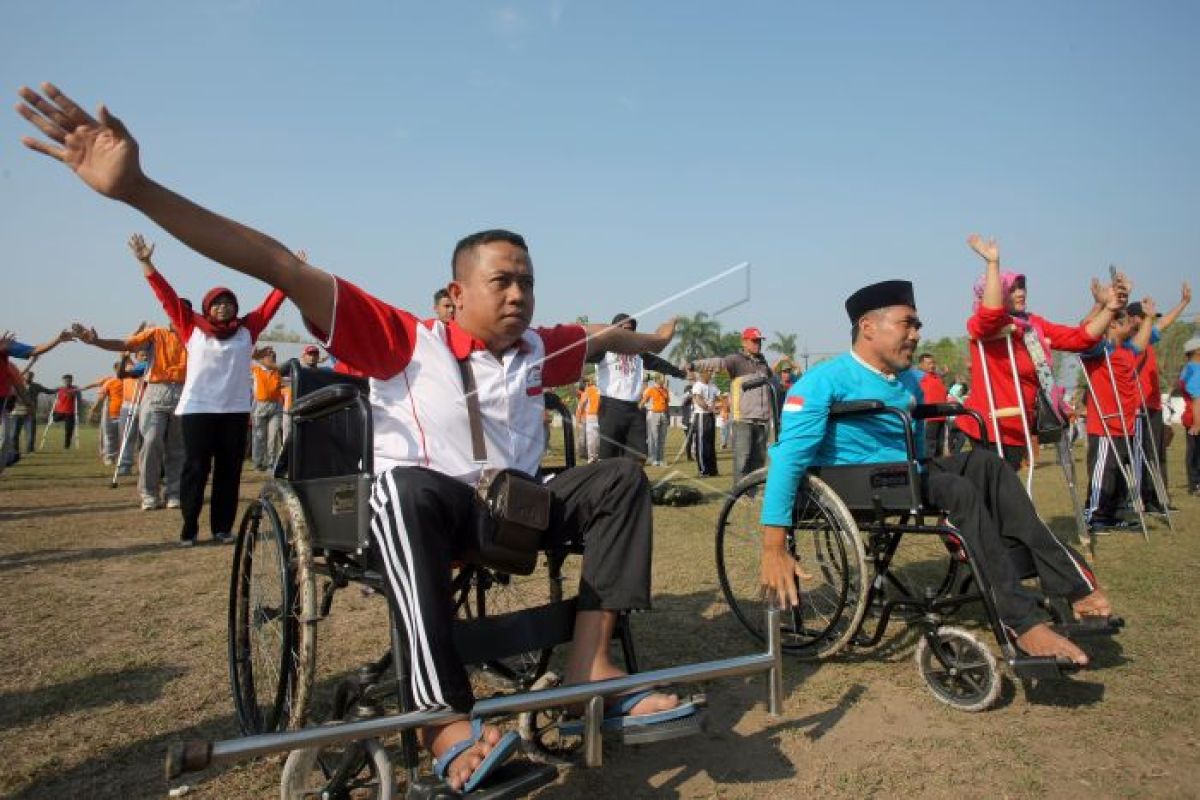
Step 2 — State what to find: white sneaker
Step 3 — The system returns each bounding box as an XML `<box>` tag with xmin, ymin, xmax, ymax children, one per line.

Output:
<box><xmin>166</xmin><ymin>498</ymin><xmax>181</xmax><ymax>509</ymax></box>
<box><xmin>141</xmin><ymin>499</ymin><xmax>160</xmax><ymax>511</ymax></box>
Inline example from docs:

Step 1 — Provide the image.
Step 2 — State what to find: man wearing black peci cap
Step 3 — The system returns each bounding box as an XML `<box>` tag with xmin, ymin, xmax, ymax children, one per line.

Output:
<box><xmin>589</xmin><ymin>313</ymin><xmax>685</xmax><ymax>462</ymax></box>
<box><xmin>759</xmin><ymin>279</ymin><xmax>1115</xmax><ymax>666</ymax></box>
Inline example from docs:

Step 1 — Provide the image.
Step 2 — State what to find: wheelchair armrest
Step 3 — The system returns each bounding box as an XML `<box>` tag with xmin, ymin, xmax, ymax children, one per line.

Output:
<box><xmin>912</xmin><ymin>403</ymin><xmax>961</xmax><ymax>420</ymax></box>
<box><xmin>292</xmin><ymin>383</ymin><xmax>362</xmax><ymax>420</ymax></box>
<box><xmin>829</xmin><ymin>400</ymin><xmax>886</xmax><ymax>417</ymax></box>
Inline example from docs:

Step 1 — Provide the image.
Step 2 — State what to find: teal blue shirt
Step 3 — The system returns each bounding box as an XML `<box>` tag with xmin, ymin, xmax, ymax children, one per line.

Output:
<box><xmin>760</xmin><ymin>352</ymin><xmax>925</xmax><ymax>526</ymax></box>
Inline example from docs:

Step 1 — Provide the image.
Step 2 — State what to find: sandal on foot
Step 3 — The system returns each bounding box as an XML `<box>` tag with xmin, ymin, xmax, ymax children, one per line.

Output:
<box><xmin>432</xmin><ymin>718</ymin><xmax>520</xmax><ymax>794</ymax></box>
<box><xmin>559</xmin><ymin>689</ymin><xmax>698</xmax><ymax>736</ymax></box>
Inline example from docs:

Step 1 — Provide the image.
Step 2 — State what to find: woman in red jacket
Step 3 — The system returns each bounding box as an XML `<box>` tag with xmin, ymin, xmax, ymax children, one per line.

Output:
<box><xmin>956</xmin><ymin>234</ymin><xmax>1126</xmax><ymax>473</ymax></box>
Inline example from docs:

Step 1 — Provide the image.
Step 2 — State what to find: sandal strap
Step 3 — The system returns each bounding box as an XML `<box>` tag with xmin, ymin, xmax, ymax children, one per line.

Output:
<box><xmin>433</xmin><ymin>718</ymin><xmax>483</xmax><ymax>779</ymax></box>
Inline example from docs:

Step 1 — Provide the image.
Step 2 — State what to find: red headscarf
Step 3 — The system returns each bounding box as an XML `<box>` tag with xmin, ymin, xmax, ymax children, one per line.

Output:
<box><xmin>189</xmin><ymin>287</ymin><xmax>242</xmax><ymax>340</ymax></box>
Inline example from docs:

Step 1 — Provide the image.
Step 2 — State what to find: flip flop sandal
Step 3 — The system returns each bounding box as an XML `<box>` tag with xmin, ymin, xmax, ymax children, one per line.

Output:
<box><xmin>433</xmin><ymin>718</ymin><xmax>521</xmax><ymax>794</ymax></box>
<box><xmin>558</xmin><ymin>689</ymin><xmax>698</xmax><ymax>737</ymax></box>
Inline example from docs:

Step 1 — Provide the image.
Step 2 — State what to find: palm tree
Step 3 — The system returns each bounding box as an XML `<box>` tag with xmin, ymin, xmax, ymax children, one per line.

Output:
<box><xmin>769</xmin><ymin>332</ymin><xmax>798</xmax><ymax>361</ymax></box>
<box><xmin>669</xmin><ymin>311</ymin><xmax>723</xmax><ymax>362</ymax></box>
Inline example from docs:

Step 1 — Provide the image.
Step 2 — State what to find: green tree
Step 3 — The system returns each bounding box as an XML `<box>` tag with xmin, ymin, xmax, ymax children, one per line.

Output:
<box><xmin>922</xmin><ymin>336</ymin><xmax>970</xmax><ymax>382</ymax></box>
<box><xmin>769</xmin><ymin>332</ymin><xmax>797</xmax><ymax>360</ymax></box>
<box><xmin>669</xmin><ymin>312</ymin><xmax>723</xmax><ymax>362</ymax></box>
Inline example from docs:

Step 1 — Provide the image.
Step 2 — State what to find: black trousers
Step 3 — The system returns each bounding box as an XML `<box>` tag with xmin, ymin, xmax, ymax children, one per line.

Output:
<box><xmin>51</xmin><ymin>411</ymin><xmax>76</xmax><ymax>449</ymax></box>
<box><xmin>1138</xmin><ymin>412</ymin><xmax>1167</xmax><ymax>504</ymax></box>
<box><xmin>694</xmin><ymin>413</ymin><xmax>717</xmax><ymax>476</ymax></box>
<box><xmin>597</xmin><ymin>396</ymin><xmax>648</xmax><ymax>460</ymax></box>
<box><xmin>1085</xmin><ymin>431</ymin><xmax>1134</xmax><ymax>523</ymax></box>
<box><xmin>731</xmin><ymin>420</ymin><xmax>768</xmax><ymax>486</ymax></box>
<box><xmin>966</xmin><ymin>434</ymin><xmax>1025</xmax><ymax>471</ymax></box>
<box><xmin>180</xmin><ymin>413</ymin><xmax>249</xmax><ymax>541</ymax></box>
<box><xmin>925</xmin><ymin>449</ymin><xmax>1096</xmax><ymax>635</ymax></box>
<box><xmin>1186</xmin><ymin>432</ymin><xmax>1200</xmax><ymax>491</ymax></box>
<box><xmin>924</xmin><ymin>420</ymin><xmax>946</xmax><ymax>458</ymax></box>
<box><xmin>369</xmin><ymin>459</ymin><xmax>653</xmax><ymax>713</ymax></box>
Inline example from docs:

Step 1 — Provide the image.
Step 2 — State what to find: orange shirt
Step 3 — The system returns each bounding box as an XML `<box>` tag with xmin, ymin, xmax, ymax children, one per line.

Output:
<box><xmin>99</xmin><ymin>377</ymin><xmax>124</xmax><ymax>417</ymax></box>
<box><xmin>251</xmin><ymin>364</ymin><xmax>283</xmax><ymax>402</ymax></box>
<box><xmin>281</xmin><ymin>384</ymin><xmax>293</xmax><ymax>412</ymax></box>
<box><xmin>642</xmin><ymin>385</ymin><xmax>670</xmax><ymax>413</ymax></box>
<box><xmin>121</xmin><ymin>376</ymin><xmax>140</xmax><ymax>404</ymax></box>
<box><xmin>577</xmin><ymin>385</ymin><xmax>600</xmax><ymax>418</ymax></box>
<box><xmin>125</xmin><ymin>326</ymin><xmax>187</xmax><ymax>384</ymax></box>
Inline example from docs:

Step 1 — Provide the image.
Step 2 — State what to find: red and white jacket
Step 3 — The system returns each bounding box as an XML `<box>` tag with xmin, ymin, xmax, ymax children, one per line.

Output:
<box><xmin>957</xmin><ymin>305</ymin><xmax>1099</xmax><ymax>447</ymax></box>
<box><xmin>308</xmin><ymin>277</ymin><xmax>587</xmax><ymax>483</ymax></box>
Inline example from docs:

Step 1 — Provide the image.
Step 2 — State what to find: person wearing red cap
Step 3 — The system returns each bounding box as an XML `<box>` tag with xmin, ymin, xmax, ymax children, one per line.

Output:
<box><xmin>687</xmin><ymin>326</ymin><xmax>778</xmax><ymax>486</ymax></box>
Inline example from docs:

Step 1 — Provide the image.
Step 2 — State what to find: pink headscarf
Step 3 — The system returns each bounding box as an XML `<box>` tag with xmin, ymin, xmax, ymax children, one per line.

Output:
<box><xmin>971</xmin><ymin>270</ymin><xmax>1025</xmax><ymax>313</ymax></box>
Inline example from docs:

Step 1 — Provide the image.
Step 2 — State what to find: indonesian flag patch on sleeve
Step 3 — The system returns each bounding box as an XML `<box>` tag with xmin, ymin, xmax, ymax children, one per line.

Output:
<box><xmin>784</xmin><ymin>395</ymin><xmax>805</xmax><ymax>413</ymax></box>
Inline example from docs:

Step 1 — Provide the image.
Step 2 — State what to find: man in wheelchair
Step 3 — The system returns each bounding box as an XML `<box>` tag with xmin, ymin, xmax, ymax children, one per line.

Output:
<box><xmin>13</xmin><ymin>84</ymin><xmax>694</xmax><ymax>793</ymax></box>
<box><xmin>760</xmin><ymin>279</ymin><xmax>1116</xmax><ymax>668</ymax></box>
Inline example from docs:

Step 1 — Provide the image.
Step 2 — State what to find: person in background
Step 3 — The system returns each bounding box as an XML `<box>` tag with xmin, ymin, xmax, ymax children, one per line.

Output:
<box><xmin>691</xmin><ymin>369</ymin><xmax>718</xmax><ymax>477</ymax></box>
<box><xmin>84</xmin><ymin>362</ymin><xmax>125</xmax><ymax>464</ymax></box>
<box><xmin>574</xmin><ymin>376</ymin><xmax>601</xmax><ymax>463</ymax></box>
<box><xmin>433</xmin><ymin>288</ymin><xmax>456</xmax><ymax>322</ymax></box>
<box><xmin>915</xmin><ymin>353</ymin><xmax>949</xmax><ymax>457</ymax></box>
<box><xmin>638</xmin><ymin>373</ymin><xmax>671</xmax><ymax>467</ymax></box>
<box><xmin>50</xmin><ymin>374</ymin><xmax>81</xmax><ymax>448</ymax></box>
<box><xmin>7</xmin><ymin>370</ymin><xmax>52</xmax><ymax>456</ymax></box>
<box><xmin>1178</xmin><ymin>336</ymin><xmax>1200</xmax><ymax>495</ymax></box>
<box><xmin>251</xmin><ymin>346</ymin><xmax>285</xmax><ymax>471</ymax></box>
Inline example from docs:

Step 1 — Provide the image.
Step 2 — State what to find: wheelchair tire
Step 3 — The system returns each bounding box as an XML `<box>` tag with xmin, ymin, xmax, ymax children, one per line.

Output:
<box><xmin>915</xmin><ymin>625</ymin><xmax>1001</xmax><ymax>712</ymax></box>
<box><xmin>716</xmin><ymin>469</ymin><xmax>869</xmax><ymax>660</ymax></box>
<box><xmin>228</xmin><ymin>481</ymin><xmax>318</xmax><ymax>735</ymax></box>
<box><xmin>454</xmin><ymin>554</ymin><xmax>563</xmax><ymax>689</ymax></box>
<box><xmin>279</xmin><ymin>736</ymin><xmax>394</xmax><ymax>800</ymax></box>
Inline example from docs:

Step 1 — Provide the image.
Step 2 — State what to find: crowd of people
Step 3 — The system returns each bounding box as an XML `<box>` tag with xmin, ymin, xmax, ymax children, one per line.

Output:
<box><xmin>3</xmin><ymin>81</ymin><xmax>1196</xmax><ymax>792</ymax></box>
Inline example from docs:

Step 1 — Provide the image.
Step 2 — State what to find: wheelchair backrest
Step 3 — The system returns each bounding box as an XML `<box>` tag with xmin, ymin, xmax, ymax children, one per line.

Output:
<box><xmin>540</xmin><ymin>391</ymin><xmax>576</xmax><ymax>476</ymax></box>
<box><xmin>285</xmin><ymin>361</ymin><xmax>372</xmax><ymax>482</ymax></box>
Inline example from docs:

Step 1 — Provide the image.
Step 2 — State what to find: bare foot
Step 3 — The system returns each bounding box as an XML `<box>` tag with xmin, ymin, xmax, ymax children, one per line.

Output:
<box><xmin>562</xmin><ymin>666</ymin><xmax>680</xmax><ymax>717</ymax></box>
<box><xmin>1016</xmin><ymin>622</ymin><xmax>1089</xmax><ymax>666</ymax></box>
<box><xmin>1072</xmin><ymin>589</ymin><xmax>1113</xmax><ymax>620</ymax></box>
<box><xmin>422</xmin><ymin>720</ymin><xmax>501</xmax><ymax>792</ymax></box>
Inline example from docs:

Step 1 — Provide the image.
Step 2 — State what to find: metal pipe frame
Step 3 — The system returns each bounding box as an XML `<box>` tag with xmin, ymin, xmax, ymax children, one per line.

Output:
<box><xmin>1077</xmin><ymin>356</ymin><xmax>1149</xmax><ymax>540</ymax></box>
<box><xmin>168</xmin><ymin>607</ymin><xmax>784</xmax><ymax>778</ymax></box>
<box><xmin>1001</xmin><ymin>335</ymin><xmax>1037</xmax><ymax>496</ymax></box>
<box><xmin>1129</xmin><ymin>365</ymin><xmax>1175</xmax><ymax>531</ymax></box>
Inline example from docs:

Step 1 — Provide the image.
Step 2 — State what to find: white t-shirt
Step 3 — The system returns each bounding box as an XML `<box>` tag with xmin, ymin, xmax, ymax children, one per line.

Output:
<box><xmin>176</xmin><ymin>327</ymin><xmax>256</xmax><ymax>414</ymax></box>
<box><xmin>691</xmin><ymin>382</ymin><xmax>718</xmax><ymax>416</ymax></box>
<box><xmin>596</xmin><ymin>352</ymin><xmax>644</xmax><ymax>403</ymax></box>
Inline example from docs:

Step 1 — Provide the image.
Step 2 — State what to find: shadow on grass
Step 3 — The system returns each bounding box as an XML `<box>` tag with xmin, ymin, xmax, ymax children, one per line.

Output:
<box><xmin>0</xmin><ymin>500</ymin><xmax>137</xmax><ymax>521</ymax></box>
<box><xmin>0</xmin><ymin>664</ymin><xmax>187</xmax><ymax>731</ymax></box>
<box><xmin>0</xmin><ymin>541</ymin><xmax>180</xmax><ymax>572</ymax></box>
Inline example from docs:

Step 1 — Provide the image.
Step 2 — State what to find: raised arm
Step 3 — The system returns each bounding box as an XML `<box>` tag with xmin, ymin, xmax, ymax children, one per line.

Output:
<box><xmin>584</xmin><ymin>317</ymin><xmax>675</xmax><ymax>360</ymax></box>
<box><xmin>1130</xmin><ymin>297</ymin><xmax>1157</xmax><ymax>352</ymax></box>
<box><xmin>1081</xmin><ymin>273</ymin><xmax>1130</xmax><ymax>337</ymax></box>
<box><xmin>966</xmin><ymin>234</ymin><xmax>1004</xmax><ymax>310</ymax></box>
<box><xmin>16</xmin><ymin>84</ymin><xmax>335</xmax><ymax>332</ymax></box>
<box><xmin>1158</xmin><ymin>283</ymin><xmax>1192</xmax><ymax>331</ymax></box>
<box><xmin>71</xmin><ymin>324</ymin><xmax>148</xmax><ymax>354</ymax></box>
<box><xmin>641</xmin><ymin>351</ymin><xmax>686</xmax><ymax>379</ymax></box>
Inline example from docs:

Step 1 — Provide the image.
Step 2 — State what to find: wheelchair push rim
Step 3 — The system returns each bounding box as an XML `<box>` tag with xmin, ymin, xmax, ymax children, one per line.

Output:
<box><xmin>716</xmin><ymin>470</ymin><xmax>869</xmax><ymax>661</ymax></box>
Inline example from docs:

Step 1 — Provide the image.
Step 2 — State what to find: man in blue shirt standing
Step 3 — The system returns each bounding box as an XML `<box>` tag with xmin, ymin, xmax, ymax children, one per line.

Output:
<box><xmin>760</xmin><ymin>280</ymin><xmax>1114</xmax><ymax>666</ymax></box>
<box><xmin>1179</xmin><ymin>336</ymin><xmax>1200</xmax><ymax>495</ymax></box>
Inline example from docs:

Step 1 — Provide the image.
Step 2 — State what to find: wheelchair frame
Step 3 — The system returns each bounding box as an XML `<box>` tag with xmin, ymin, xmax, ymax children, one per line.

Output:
<box><xmin>197</xmin><ymin>363</ymin><xmax>787</xmax><ymax>798</ymax></box>
<box><xmin>716</xmin><ymin>400</ymin><xmax>1121</xmax><ymax>712</ymax></box>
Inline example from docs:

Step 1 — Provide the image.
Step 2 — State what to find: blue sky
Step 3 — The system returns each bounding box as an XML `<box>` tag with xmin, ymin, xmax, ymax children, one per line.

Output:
<box><xmin>2</xmin><ymin>1</ymin><xmax>1196</xmax><ymax>388</ymax></box>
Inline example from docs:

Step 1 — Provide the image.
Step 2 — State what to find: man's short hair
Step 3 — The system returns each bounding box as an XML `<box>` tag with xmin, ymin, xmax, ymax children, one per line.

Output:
<box><xmin>451</xmin><ymin>229</ymin><xmax>529</xmax><ymax>279</ymax></box>
<box><xmin>918</xmin><ymin>353</ymin><xmax>933</xmax><ymax>362</ymax></box>
<box><xmin>433</xmin><ymin>288</ymin><xmax>450</xmax><ymax>304</ymax></box>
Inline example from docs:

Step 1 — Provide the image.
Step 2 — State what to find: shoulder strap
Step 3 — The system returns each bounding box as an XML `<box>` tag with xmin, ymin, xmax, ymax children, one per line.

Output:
<box><xmin>457</xmin><ymin>358</ymin><xmax>487</xmax><ymax>464</ymax></box>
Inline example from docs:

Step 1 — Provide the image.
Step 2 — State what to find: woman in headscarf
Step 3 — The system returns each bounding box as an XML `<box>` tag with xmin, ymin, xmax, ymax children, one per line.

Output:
<box><xmin>956</xmin><ymin>234</ymin><xmax>1126</xmax><ymax>470</ymax></box>
<box><xmin>130</xmin><ymin>233</ymin><xmax>285</xmax><ymax>545</ymax></box>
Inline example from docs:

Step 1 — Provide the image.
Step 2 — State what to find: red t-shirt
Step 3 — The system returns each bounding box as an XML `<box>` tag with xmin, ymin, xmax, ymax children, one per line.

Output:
<box><xmin>1135</xmin><ymin>345</ymin><xmax>1161</xmax><ymax>411</ymax></box>
<box><xmin>1083</xmin><ymin>347</ymin><xmax>1141</xmax><ymax>437</ymax></box>
<box><xmin>53</xmin><ymin>386</ymin><xmax>80</xmax><ymax>415</ymax></box>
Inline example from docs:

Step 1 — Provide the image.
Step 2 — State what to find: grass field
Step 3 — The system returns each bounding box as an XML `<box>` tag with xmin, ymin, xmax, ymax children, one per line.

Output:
<box><xmin>1</xmin><ymin>425</ymin><xmax>1198</xmax><ymax>799</ymax></box>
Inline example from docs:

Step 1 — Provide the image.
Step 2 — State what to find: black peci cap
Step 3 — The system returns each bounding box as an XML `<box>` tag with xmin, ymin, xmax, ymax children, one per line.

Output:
<box><xmin>845</xmin><ymin>280</ymin><xmax>916</xmax><ymax>322</ymax></box>
<box><xmin>611</xmin><ymin>313</ymin><xmax>637</xmax><ymax>330</ymax></box>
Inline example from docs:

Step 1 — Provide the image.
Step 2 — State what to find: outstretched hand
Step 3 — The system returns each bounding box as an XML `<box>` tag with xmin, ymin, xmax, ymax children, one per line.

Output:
<box><xmin>16</xmin><ymin>83</ymin><xmax>146</xmax><ymax>201</ymax></box>
<box><xmin>1182</xmin><ymin>282</ymin><xmax>1193</xmax><ymax>306</ymax></box>
<box><xmin>129</xmin><ymin>233</ymin><xmax>155</xmax><ymax>263</ymax></box>
<box><xmin>655</xmin><ymin>316</ymin><xmax>678</xmax><ymax>342</ymax></box>
<box><xmin>1090</xmin><ymin>277</ymin><xmax>1105</xmax><ymax>305</ymax></box>
<box><xmin>71</xmin><ymin>323</ymin><xmax>98</xmax><ymax>344</ymax></box>
<box><xmin>0</xmin><ymin>330</ymin><xmax>14</xmax><ymax>354</ymax></box>
<box><xmin>966</xmin><ymin>233</ymin><xmax>1000</xmax><ymax>264</ymax></box>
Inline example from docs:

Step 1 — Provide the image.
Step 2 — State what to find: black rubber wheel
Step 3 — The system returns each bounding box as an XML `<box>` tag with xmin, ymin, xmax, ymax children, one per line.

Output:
<box><xmin>280</xmin><ymin>736</ymin><xmax>394</xmax><ymax>800</ymax></box>
<box><xmin>454</xmin><ymin>553</ymin><xmax>563</xmax><ymax>689</ymax></box>
<box><xmin>915</xmin><ymin>625</ymin><xmax>1001</xmax><ymax>712</ymax></box>
<box><xmin>228</xmin><ymin>481</ymin><xmax>317</xmax><ymax>735</ymax></box>
<box><xmin>716</xmin><ymin>469</ymin><xmax>869</xmax><ymax>660</ymax></box>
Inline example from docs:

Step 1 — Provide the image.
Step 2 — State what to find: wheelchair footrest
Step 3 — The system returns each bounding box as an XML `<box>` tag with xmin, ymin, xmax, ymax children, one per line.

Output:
<box><xmin>1008</xmin><ymin>655</ymin><xmax>1080</xmax><ymax>680</ymax></box>
<box><xmin>618</xmin><ymin>708</ymin><xmax>707</xmax><ymax>746</ymax></box>
<box><xmin>1052</xmin><ymin>616</ymin><xmax>1124</xmax><ymax>639</ymax></box>
<box><xmin>406</xmin><ymin>761</ymin><xmax>559</xmax><ymax>800</ymax></box>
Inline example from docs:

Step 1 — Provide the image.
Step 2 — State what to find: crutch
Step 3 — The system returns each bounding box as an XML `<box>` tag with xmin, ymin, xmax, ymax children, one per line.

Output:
<box><xmin>1129</xmin><ymin>358</ymin><xmax>1175</xmax><ymax>531</ymax></box>
<box><xmin>1002</xmin><ymin>335</ymin><xmax>1037</xmax><ymax>496</ymax></box>
<box><xmin>1055</xmin><ymin>434</ymin><xmax>1093</xmax><ymax>558</ymax></box>
<box><xmin>1078</xmin><ymin>355</ymin><xmax>1149</xmax><ymax>540</ymax></box>
<box><xmin>37</xmin><ymin>412</ymin><xmax>55</xmax><ymax>451</ymax></box>
<box><xmin>111</xmin><ymin>376</ymin><xmax>147</xmax><ymax>488</ymax></box>
<box><xmin>974</xmin><ymin>337</ymin><xmax>1034</xmax><ymax>494</ymax></box>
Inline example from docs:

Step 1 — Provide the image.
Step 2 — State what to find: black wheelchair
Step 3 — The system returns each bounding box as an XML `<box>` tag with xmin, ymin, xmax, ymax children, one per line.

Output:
<box><xmin>715</xmin><ymin>400</ymin><xmax>1122</xmax><ymax>712</ymax></box>
<box><xmin>200</xmin><ymin>363</ymin><xmax>783</xmax><ymax>798</ymax></box>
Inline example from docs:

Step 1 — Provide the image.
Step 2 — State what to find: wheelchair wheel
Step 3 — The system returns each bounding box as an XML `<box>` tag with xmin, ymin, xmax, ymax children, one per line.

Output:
<box><xmin>280</xmin><ymin>737</ymin><xmax>394</xmax><ymax>800</ymax></box>
<box><xmin>454</xmin><ymin>554</ymin><xmax>563</xmax><ymax>689</ymax></box>
<box><xmin>229</xmin><ymin>481</ymin><xmax>318</xmax><ymax>735</ymax></box>
<box><xmin>915</xmin><ymin>625</ymin><xmax>1001</xmax><ymax>712</ymax></box>
<box><xmin>716</xmin><ymin>469</ymin><xmax>869</xmax><ymax>660</ymax></box>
